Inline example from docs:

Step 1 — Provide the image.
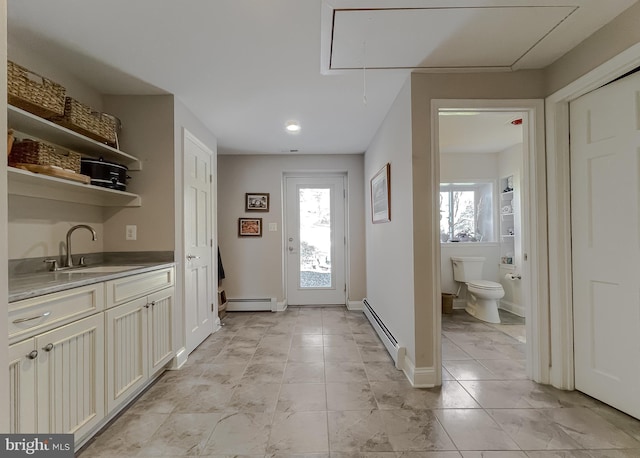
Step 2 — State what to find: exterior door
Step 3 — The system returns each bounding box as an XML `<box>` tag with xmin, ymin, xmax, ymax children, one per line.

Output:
<box><xmin>285</xmin><ymin>175</ymin><xmax>346</xmax><ymax>305</ymax></box>
<box><xmin>183</xmin><ymin>129</ymin><xmax>215</xmax><ymax>354</ymax></box>
<box><xmin>570</xmin><ymin>71</ymin><xmax>640</xmax><ymax>419</ymax></box>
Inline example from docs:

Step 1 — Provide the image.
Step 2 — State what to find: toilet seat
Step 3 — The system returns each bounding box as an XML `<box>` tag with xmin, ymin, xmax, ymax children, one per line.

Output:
<box><xmin>467</xmin><ymin>280</ymin><xmax>502</xmax><ymax>290</ymax></box>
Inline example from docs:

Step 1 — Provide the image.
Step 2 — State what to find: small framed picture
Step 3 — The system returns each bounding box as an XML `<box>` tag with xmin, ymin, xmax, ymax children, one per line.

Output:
<box><xmin>245</xmin><ymin>193</ymin><xmax>270</xmax><ymax>212</ymax></box>
<box><xmin>371</xmin><ymin>163</ymin><xmax>391</xmax><ymax>223</ymax></box>
<box><xmin>238</xmin><ymin>217</ymin><xmax>262</xmax><ymax>237</ymax></box>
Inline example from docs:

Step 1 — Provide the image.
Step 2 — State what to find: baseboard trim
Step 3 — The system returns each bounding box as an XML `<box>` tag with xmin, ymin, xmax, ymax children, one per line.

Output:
<box><xmin>169</xmin><ymin>347</ymin><xmax>188</xmax><ymax>370</ymax></box>
<box><xmin>276</xmin><ymin>300</ymin><xmax>288</xmax><ymax>312</ymax></box>
<box><xmin>402</xmin><ymin>355</ymin><xmax>438</xmax><ymax>387</ymax></box>
<box><xmin>347</xmin><ymin>300</ymin><xmax>363</xmax><ymax>311</ymax></box>
<box><xmin>499</xmin><ymin>300</ymin><xmax>525</xmax><ymax>317</ymax></box>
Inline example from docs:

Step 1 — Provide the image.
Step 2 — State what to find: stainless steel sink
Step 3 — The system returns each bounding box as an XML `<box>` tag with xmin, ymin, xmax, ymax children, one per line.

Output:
<box><xmin>67</xmin><ymin>265</ymin><xmax>144</xmax><ymax>274</ymax></box>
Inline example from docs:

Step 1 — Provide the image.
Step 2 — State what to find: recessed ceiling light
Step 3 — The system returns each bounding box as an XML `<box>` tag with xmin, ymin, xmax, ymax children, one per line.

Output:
<box><xmin>285</xmin><ymin>121</ymin><xmax>301</xmax><ymax>133</ymax></box>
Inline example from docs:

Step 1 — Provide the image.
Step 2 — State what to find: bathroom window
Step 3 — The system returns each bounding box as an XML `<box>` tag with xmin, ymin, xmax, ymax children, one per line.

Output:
<box><xmin>440</xmin><ymin>182</ymin><xmax>494</xmax><ymax>242</ymax></box>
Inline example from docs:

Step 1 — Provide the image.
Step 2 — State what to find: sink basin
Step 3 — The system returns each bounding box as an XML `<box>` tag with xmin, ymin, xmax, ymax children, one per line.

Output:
<box><xmin>67</xmin><ymin>265</ymin><xmax>144</xmax><ymax>274</ymax></box>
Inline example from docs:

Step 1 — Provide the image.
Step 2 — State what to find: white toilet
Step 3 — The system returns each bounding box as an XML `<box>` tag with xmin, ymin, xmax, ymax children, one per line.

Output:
<box><xmin>451</xmin><ymin>256</ymin><xmax>504</xmax><ymax>324</ymax></box>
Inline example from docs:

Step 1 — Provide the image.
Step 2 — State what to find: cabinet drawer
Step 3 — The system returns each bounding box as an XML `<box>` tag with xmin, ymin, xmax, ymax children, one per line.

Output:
<box><xmin>9</xmin><ymin>283</ymin><xmax>105</xmax><ymax>344</ymax></box>
<box><xmin>105</xmin><ymin>268</ymin><xmax>174</xmax><ymax>308</ymax></box>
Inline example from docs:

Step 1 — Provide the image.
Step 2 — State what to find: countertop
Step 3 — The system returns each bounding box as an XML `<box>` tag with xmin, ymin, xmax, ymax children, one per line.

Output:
<box><xmin>9</xmin><ymin>262</ymin><xmax>175</xmax><ymax>303</ymax></box>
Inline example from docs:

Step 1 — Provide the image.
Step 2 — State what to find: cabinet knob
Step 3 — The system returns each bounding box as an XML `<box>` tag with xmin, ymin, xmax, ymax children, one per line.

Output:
<box><xmin>27</xmin><ymin>350</ymin><xmax>38</xmax><ymax>360</ymax></box>
<box><xmin>144</xmin><ymin>304</ymin><xmax>150</xmax><ymax>309</ymax></box>
<box><xmin>43</xmin><ymin>343</ymin><xmax>54</xmax><ymax>352</ymax></box>
<box><xmin>150</xmin><ymin>301</ymin><xmax>156</xmax><ymax>307</ymax></box>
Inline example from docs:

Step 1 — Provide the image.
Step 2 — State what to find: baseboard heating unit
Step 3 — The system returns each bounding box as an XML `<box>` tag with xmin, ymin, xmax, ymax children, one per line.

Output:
<box><xmin>226</xmin><ymin>297</ymin><xmax>276</xmax><ymax>312</ymax></box>
<box><xmin>362</xmin><ymin>299</ymin><xmax>406</xmax><ymax>370</ymax></box>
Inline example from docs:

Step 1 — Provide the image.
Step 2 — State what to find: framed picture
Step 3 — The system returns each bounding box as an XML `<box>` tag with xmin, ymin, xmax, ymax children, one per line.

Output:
<box><xmin>238</xmin><ymin>217</ymin><xmax>262</xmax><ymax>237</ymax></box>
<box><xmin>371</xmin><ymin>163</ymin><xmax>391</xmax><ymax>223</ymax></box>
<box><xmin>245</xmin><ymin>193</ymin><xmax>270</xmax><ymax>212</ymax></box>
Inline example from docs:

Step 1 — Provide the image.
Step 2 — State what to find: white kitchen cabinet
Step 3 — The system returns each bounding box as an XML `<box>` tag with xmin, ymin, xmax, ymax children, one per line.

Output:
<box><xmin>8</xmin><ymin>339</ymin><xmax>37</xmax><ymax>433</ymax></box>
<box><xmin>8</xmin><ymin>314</ymin><xmax>105</xmax><ymax>440</ymax></box>
<box><xmin>105</xmin><ymin>286</ymin><xmax>174</xmax><ymax>412</ymax></box>
<box><xmin>7</xmin><ymin>105</ymin><xmax>142</xmax><ymax>207</ymax></box>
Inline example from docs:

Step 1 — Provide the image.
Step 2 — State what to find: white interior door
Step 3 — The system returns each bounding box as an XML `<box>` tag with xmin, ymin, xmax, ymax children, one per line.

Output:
<box><xmin>184</xmin><ymin>129</ymin><xmax>215</xmax><ymax>354</ymax></box>
<box><xmin>571</xmin><ymin>71</ymin><xmax>640</xmax><ymax>419</ymax></box>
<box><xmin>285</xmin><ymin>175</ymin><xmax>346</xmax><ymax>305</ymax></box>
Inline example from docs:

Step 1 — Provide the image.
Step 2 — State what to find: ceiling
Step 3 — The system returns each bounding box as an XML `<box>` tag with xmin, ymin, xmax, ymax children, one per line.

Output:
<box><xmin>6</xmin><ymin>0</ymin><xmax>637</xmax><ymax>155</ymax></box>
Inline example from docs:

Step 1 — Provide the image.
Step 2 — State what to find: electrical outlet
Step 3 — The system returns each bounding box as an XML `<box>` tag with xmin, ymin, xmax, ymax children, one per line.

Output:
<box><xmin>125</xmin><ymin>225</ymin><xmax>137</xmax><ymax>240</ymax></box>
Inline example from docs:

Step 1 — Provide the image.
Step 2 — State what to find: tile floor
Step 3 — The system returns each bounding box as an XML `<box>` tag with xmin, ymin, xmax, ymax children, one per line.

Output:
<box><xmin>78</xmin><ymin>307</ymin><xmax>640</xmax><ymax>457</ymax></box>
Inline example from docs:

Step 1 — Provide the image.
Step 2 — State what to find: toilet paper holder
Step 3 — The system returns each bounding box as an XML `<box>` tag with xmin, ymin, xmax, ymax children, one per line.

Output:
<box><xmin>505</xmin><ymin>273</ymin><xmax>522</xmax><ymax>280</ymax></box>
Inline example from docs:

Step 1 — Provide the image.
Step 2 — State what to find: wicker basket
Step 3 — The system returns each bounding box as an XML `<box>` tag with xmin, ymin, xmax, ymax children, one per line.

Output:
<box><xmin>7</xmin><ymin>61</ymin><xmax>66</xmax><ymax>119</ymax></box>
<box><xmin>52</xmin><ymin>97</ymin><xmax>119</xmax><ymax>147</ymax></box>
<box><xmin>8</xmin><ymin>139</ymin><xmax>81</xmax><ymax>173</ymax></box>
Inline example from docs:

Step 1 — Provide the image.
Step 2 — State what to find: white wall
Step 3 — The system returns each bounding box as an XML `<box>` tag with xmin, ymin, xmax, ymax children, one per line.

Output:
<box><xmin>364</xmin><ymin>79</ymin><xmax>417</xmax><ymax>366</ymax></box>
<box><xmin>218</xmin><ymin>153</ymin><xmax>365</xmax><ymax>304</ymax></box>
<box><xmin>1</xmin><ymin>0</ymin><xmax>10</xmax><ymax>431</ymax></box>
<box><xmin>102</xmin><ymin>95</ymin><xmax>176</xmax><ymax>253</ymax></box>
<box><xmin>440</xmin><ymin>152</ymin><xmax>498</xmax><ymax>181</ymax></box>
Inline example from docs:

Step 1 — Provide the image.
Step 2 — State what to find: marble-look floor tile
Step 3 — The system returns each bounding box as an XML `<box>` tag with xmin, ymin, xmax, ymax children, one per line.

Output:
<box><xmin>359</xmin><ymin>345</ymin><xmax>394</xmax><ymax>363</ymax></box>
<box><xmin>277</xmin><ymin>383</ymin><xmax>327</xmax><ymax>411</ymax></box>
<box><xmin>294</xmin><ymin>325</ymin><xmax>324</xmax><ymax>334</ymax></box>
<box><xmin>475</xmin><ymin>359</ymin><xmax>527</xmax><ymax>380</ymax></box>
<box><xmin>199</xmin><ymin>362</ymin><xmax>248</xmax><ymax>385</ymax></box>
<box><xmin>524</xmin><ymin>452</ymin><xmax>595</xmax><ymax>458</ymax></box>
<box><xmin>173</xmin><ymin>382</ymin><xmax>235</xmax><ymax>413</ymax></box>
<box><xmin>203</xmin><ymin>412</ymin><xmax>272</xmax><ymax>455</ymax></box>
<box><xmin>324</xmin><ymin>344</ymin><xmax>363</xmax><ymax>362</ymax></box>
<box><xmin>397</xmin><ymin>452</ymin><xmax>463</xmax><ymax>458</ymax></box>
<box><xmin>289</xmin><ymin>346</ymin><xmax>325</xmax><ymax>362</ymax></box>
<box><xmin>80</xmin><ymin>412</ymin><xmax>169</xmax><ymax>457</ymax></box>
<box><xmin>460</xmin><ymin>380</ymin><xmax>591</xmax><ymax>409</ymax></box>
<box><xmin>488</xmin><ymin>409</ymin><xmax>582</xmax><ymax>450</ymax></box>
<box><xmin>434</xmin><ymin>409</ymin><xmax>519</xmax><ymax>451</ymax></box>
<box><xmin>370</xmin><ymin>381</ymin><xmax>480</xmax><ymax>410</ymax></box>
<box><xmin>460</xmin><ymin>452</ymin><xmax>527</xmax><ymax>458</ymax></box>
<box><xmin>590</xmin><ymin>405</ymin><xmax>640</xmax><ymax>442</ymax></box>
<box><xmin>253</xmin><ymin>346</ymin><xmax>291</xmax><ymax>363</ymax></box>
<box><xmin>540</xmin><ymin>408</ymin><xmax>640</xmax><ymax>449</ymax></box>
<box><xmin>283</xmin><ymin>362</ymin><xmax>325</xmax><ymax>383</ymax></box>
<box><xmin>442</xmin><ymin>360</ymin><xmax>498</xmax><ymax>380</ymax></box>
<box><xmin>293</xmin><ymin>334</ymin><xmax>324</xmax><ymax>347</ymax></box>
<box><xmin>441</xmin><ymin>338</ymin><xmax>473</xmax><ymax>361</ymax></box>
<box><xmin>441</xmin><ymin>367</ymin><xmax>454</xmax><ymax>381</ymax></box>
<box><xmin>323</xmin><ymin>334</ymin><xmax>355</xmax><ymax>346</ymax></box>
<box><xmin>444</xmin><ymin>331</ymin><xmax>520</xmax><ymax>347</ymax></box>
<box><xmin>267</xmin><ymin>411</ymin><xmax>329</xmax><ymax>453</ymax></box>
<box><xmin>363</xmin><ymin>362</ymin><xmax>409</xmax><ymax>382</ymax></box>
<box><xmin>328</xmin><ymin>410</ymin><xmax>393</xmax><ymax>452</ymax></box>
<box><xmin>326</xmin><ymin>383</ymin><xmax>377</xmax><ymax>411</ymax></box>
<box><xmin>353</xmin><ymin>333</ymin><xmax>385</xmax><ymax>347</ymax></box>
<box><xmin>586</xmin><ymin>451</ymin><xmax>640</xmax><ymax>457</ymax></box>
<box><xmin>325</xmin><ymin>362</ymin><xmax>368</xmax><ymax>383</ymax></box>
<box><xmin>380</xmin><ymin>409</ymin><xmax>456</xmax><ymax>451</ymax></box>
<box><xmin>241</xmin><ymin>362</ymin><xmax>286</xmax><ymax>384</ymax></box>
<box><xmin>226</xmin><ymin>382</ymin><xmax>281</xmax><ymax>412</ymax></box>
<box><xmin>141</xmin><ymin>412</ymin><xmax>222</xmax><ymax>456</ymax></box>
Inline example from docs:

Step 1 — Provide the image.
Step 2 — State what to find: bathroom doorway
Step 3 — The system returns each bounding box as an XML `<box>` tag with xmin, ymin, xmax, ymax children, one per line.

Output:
<box><xmin>433</xmin><ymin>99</ymin><xmax>547</xmax><ymax>383</ymax></box>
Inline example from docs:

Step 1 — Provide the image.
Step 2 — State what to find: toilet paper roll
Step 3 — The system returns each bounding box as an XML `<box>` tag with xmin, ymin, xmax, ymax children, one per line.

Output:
<box><xmin>505</xmin><ymin>273</ymin><xmax>521</xmax><ymax>280</ymax></box>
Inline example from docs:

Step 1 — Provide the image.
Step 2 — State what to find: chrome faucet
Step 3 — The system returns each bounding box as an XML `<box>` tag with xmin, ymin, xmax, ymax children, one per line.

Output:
<box><xmin>66</xmin><ymin>224</ymin><xmax>97</xmax><ymax>268</ymax></box>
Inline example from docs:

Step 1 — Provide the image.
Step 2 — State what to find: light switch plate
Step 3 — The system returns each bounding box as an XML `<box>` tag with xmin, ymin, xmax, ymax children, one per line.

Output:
<box><xmin>268</xmin><ymin>223</ymin><xmax>278</xmax><ymax>232</ymax></box>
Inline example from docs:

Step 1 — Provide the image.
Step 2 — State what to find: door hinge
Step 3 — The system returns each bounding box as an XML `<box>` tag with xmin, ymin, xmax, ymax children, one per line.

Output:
<box><xmin>210</xmin><ymin>238</ymin><xmax>213</xmax><ymax>247</ymax></box>
<box><xmin>209</xmin><ymin>174</ymin><xmax>213</xmax><ymax>183</ymax></box>
<box><xmin>211</xmin><ymin>303</ymin><xmax>215</xmax><ymax>312</ymax></box>
<box><xmin>344</xmin><ymin>284</ymin><xmax>347</xmax><ymax>292</ymax></box>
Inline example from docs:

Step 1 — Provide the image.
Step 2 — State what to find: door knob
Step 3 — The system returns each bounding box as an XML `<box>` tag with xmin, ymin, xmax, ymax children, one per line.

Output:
<box><xmin>186</xmin><ymin>254</ymin><xmax>200</xmax><ymax>260</ymax></box>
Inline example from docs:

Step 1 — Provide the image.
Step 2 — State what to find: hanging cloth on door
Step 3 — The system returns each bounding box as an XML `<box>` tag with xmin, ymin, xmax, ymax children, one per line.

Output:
<box><xmin>218</xmin><ymin>247</ymin><xmax>226</xmax><ymax>282</ymax></box>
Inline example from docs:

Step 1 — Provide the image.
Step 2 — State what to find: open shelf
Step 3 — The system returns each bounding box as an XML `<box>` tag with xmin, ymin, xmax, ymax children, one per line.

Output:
<box><xmin>8</xmin><ymin>167</ymin><xmax>141</xmax><ymax>207</ymax></box>
<box><xmin>8</xmin><ymin>105</ymin><xmax>142</xmax><ymax>170</ymax></box>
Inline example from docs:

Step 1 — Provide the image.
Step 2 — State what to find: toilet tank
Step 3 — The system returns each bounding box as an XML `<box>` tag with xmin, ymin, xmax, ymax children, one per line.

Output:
<box><xmin>451</xmin><ymin>256</ymin><xmax>485</xmax><ymax>282</ymax></box>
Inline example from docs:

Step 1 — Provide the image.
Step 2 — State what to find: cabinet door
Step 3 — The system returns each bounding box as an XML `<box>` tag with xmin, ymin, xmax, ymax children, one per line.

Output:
<box><xmin>8</xmin><ymin>339</ymin><xmax>37</xmax><ymax>433</ymax></box>
<box><xmin>148</xmin><ymin>287</ymin><xmax>174</xmax><ymax>375</ymax></box>
<box><xmin>105</xmin><ymin>297</ymin><xmax>148</xmax><ymax>412</ymax></box>
<box><xmin>36</xmin><ymin>314</ymin><xmax>104</xmax><ymax>440</ymax></box>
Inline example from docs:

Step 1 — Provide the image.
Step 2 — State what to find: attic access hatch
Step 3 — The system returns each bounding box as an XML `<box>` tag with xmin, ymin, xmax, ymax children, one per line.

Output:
<box><xmin>320</xmin><ymin>0</ymin><xmax>638</xmax><ymax>73</ymax></box>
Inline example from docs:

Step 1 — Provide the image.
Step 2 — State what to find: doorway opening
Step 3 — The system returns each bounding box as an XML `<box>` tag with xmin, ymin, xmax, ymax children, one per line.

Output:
<box><xmin>432</xmin><ymin>100</ymin><xmax>547</xmax><ymax>384</ymax></box>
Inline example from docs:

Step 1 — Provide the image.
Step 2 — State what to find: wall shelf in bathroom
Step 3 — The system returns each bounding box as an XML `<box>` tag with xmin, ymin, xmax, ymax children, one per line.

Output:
<box><xmin>8</xmin><ymin>167</ymin><xmax>142</xmax><ymax>207</ymax></box>
<box><xmin>501</xmin><ymin>234</ymin><xmax>515</xmax><ymax>238</ymax></box>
